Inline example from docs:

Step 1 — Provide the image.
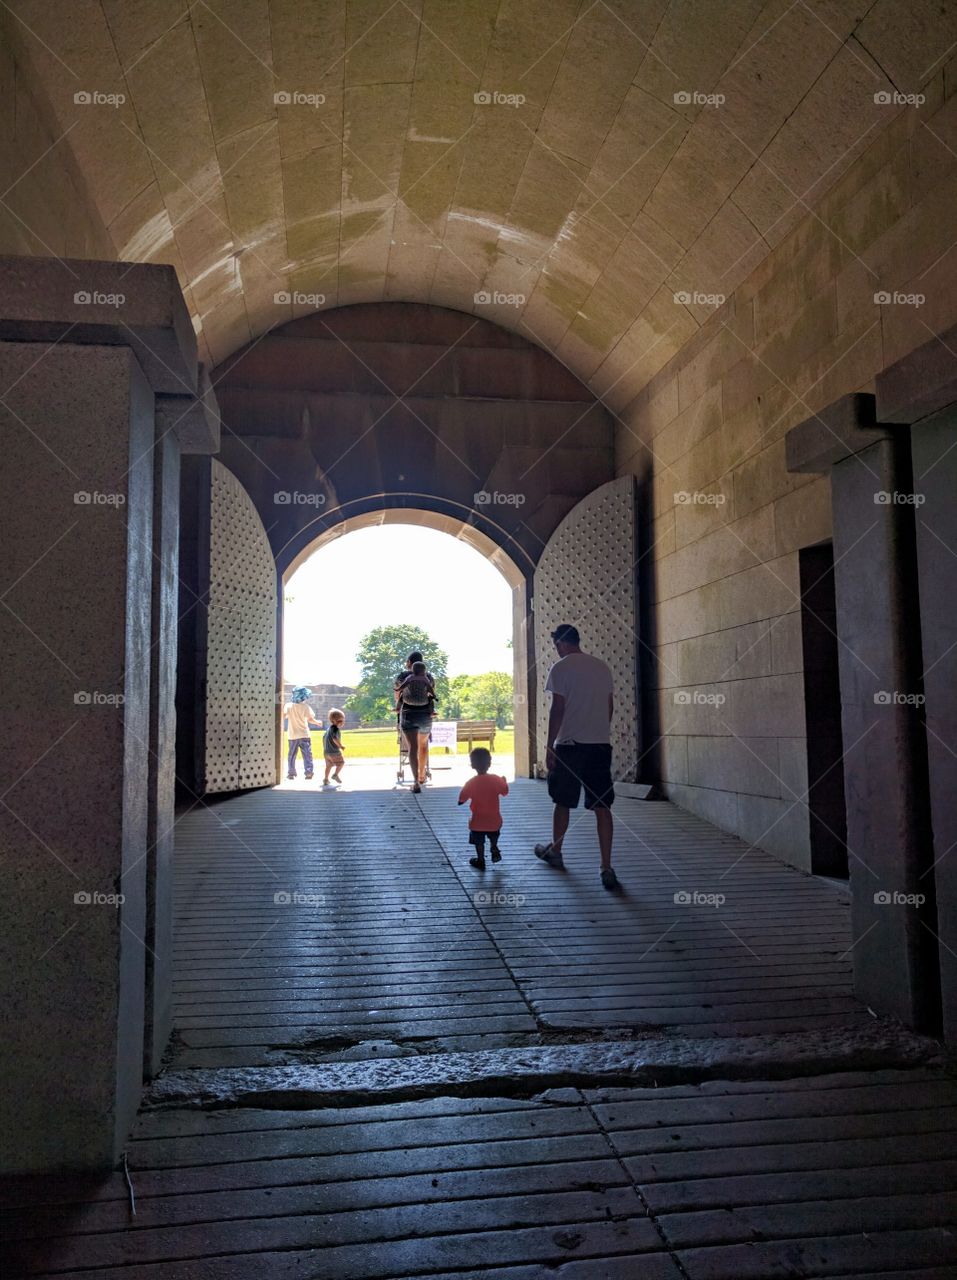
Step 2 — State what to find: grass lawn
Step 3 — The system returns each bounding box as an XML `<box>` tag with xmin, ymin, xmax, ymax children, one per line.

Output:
<box><xmin>286</xmin><ymin>726</ymin><xmax>515</xmax><ymax>760</ymax></box>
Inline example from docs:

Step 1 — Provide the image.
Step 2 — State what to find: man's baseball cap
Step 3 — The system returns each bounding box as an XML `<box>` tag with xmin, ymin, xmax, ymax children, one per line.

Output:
<box><xmin>551</xmin><ymin>624</ymin><xmax>580</xmax><ymax>644</ymax></box>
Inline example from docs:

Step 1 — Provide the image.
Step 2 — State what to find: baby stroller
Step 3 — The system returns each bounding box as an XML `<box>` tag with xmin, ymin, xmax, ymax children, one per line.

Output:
<box><xmin>397</xmin><ymin>724</ymin><xmax>432</xmax><ymax>784</ymax></box>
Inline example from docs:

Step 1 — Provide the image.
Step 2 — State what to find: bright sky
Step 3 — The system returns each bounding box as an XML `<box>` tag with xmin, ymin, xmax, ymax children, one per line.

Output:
<box><xmin>283</xmin><ymin>525</ymin><xmax>513</xmax><ymax>686</ymax></box>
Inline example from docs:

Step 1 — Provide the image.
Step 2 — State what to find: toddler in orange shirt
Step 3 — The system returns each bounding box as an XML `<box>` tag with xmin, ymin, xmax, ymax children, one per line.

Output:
<box><xmin>458</xmin><ymin>747</ymin><xmax>509</xmax><ymax>870</ymax></box>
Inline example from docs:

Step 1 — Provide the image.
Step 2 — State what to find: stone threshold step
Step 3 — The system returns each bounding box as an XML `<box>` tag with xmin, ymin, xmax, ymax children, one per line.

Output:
<box><xmin>145</xmin><ymin>1021</ymin><xmax>940</xmax><ymax>1112</ymax></box>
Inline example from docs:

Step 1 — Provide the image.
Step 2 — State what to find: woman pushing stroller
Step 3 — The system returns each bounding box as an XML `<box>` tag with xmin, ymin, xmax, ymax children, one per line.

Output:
<box><xmin>394</xmin><ymin>651</ymin><xmax>436</xmax><ymax>793</ymax></box>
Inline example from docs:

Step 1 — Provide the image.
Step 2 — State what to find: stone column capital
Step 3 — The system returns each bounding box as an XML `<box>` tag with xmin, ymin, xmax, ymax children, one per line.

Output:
<box><xmin>155</xmin><ymin>365</ymin><xmax>221</xmax><ymax>455</ymax></box>
<box><xmin>785</xmin><ymin>393</ymin><xmax>896</xmax><ymax>474</ymax></box>
<box><xmin>0</xmin><ymin>255</ymin><xmax>196</xmax><ymax>394</ymax></box>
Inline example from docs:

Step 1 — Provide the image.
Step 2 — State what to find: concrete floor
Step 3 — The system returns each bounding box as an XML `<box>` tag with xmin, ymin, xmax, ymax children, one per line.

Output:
<box><xmin>4</xmin><ymin>766</ymin><xmax>957</xmax><ymax>1277</ymax></box>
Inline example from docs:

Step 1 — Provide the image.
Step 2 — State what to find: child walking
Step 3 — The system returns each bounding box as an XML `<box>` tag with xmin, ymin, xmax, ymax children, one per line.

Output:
<box><xmin>323</xmin><ymin>709</ymin><xmax>346</xmax><ymax>786</ymax></box>
<box><xmin>284</xmin><ymin>686</ymin><xmax>318</xmax><ymax>780</ymax></box>
<box><xmin>458</xmin><ymin>747</ymin><xmax>508</xmax><ymax>869</ymax></box>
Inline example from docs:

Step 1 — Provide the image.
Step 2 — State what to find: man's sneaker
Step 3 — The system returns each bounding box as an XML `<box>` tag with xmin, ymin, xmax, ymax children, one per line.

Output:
<box><xmin>534</xmin><ymin>843</ymin><xmax>565</xmax><ymax>869</ymax></box>
<box><xmin>601</xmin><ymin>867</ymin><xmax>621</xmax><ymax>892</ymax></box>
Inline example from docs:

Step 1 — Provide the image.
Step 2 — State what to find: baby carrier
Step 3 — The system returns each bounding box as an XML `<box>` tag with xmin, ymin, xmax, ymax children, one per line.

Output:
<box><xmin>400</xmin><ymin>671</ymin><xmax>434</xmax><ymax>708</ymax></box>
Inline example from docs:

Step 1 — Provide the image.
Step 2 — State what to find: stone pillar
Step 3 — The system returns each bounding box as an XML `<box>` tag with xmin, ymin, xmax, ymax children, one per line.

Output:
<box><xmin>145</xmin><ymin>376</ymin><xmax>219</xmax><ymax>1077</ymax></box>
<box><xmin>906</xmin><ymin>408</ymin><xmax>957</xmax><ymax>1043</ymax></box>
<box><xmin>786</xmin><ymin>393</ymin><xmax>936</xmax><ymax>1030</ymax></box>
<box><xmin>877</xmin><ymin>338</ymin><xmax>957</xmax><ymax>1045</ymax></box>
<box><xmin>0</xmin><ymin>257</ymin><xmax>197</xmax><ymax>1172</ymax></box>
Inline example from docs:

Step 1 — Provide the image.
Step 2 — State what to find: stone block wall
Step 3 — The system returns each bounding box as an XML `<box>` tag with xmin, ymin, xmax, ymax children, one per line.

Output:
<box><xmin>0</xmin><ymin>15</ymin><xmax>112</xmax><ymax>259</ymax></box>
<box><xmin>617</xmin><ymin>63</ymin><xmax>957</xmax><ymax>869</ymax></box>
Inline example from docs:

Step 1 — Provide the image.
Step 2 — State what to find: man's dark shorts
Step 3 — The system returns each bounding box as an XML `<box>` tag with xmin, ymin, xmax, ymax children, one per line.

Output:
<box><xmin>548</xmin><ymin>743</ymin><xmax>615</xmax><ymax>810</ymax></box>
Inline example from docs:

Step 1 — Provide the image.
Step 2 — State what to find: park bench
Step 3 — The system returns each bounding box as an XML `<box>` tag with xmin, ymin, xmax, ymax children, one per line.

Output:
<box><xmin>455</xmin><ymin>720</ymin><xmax>497</xmax><ymax>751</ymax></box>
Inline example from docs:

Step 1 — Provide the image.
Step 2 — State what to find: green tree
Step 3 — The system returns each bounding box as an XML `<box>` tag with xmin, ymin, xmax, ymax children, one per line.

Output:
<box><xmin>462</xmin><ymin>671</ymin><xmax>513</xmax><ymax>727</ymax></box>
<box><xmin>348</xmin><ymin>624</ymin><xmax>449</xmax><ymax>724</ymax></box>
<box><xmin>443</xmin><ymin>674</ymin><xmax>473</xmax><ymax>719</ymax></box>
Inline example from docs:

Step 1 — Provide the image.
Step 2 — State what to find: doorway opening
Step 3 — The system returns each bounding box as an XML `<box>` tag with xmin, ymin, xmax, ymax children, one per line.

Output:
<box><xmin>280</xmin><ymin>512</ymin><xmax>529</xmax><ymax>785</ymax></box>
<box><xmin>799</xmin><ymin>542</ymin><xmax>849</xmax><ymax>879</ymax></box>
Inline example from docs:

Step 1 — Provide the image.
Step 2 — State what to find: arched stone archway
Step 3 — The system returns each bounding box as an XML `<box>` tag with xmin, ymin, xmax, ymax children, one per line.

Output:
<box><xmin>184</xmin><ymin>300</ymin><xmax>616</xmax><ymax>787</ymax></box>
<box><xmin>281</xmin><ymin>502</ymin><xmax>532</xmax><ymax>775</ymax></box>
<box><xmin>212</xmin><ymin>301</ymin><xmax>614</xmax><ymax>580</ymax></box>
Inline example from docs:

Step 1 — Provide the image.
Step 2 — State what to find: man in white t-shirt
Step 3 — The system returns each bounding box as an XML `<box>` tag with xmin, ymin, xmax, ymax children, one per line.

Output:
<box><xmin>535</xmin><ymin>624</ymin><xmax>620</xmax><ymax>891</ymax></box>
<box><xmin>283</xmin><ymin>686</ymin><xmax>319</xmax><ymax>780</ymax></box>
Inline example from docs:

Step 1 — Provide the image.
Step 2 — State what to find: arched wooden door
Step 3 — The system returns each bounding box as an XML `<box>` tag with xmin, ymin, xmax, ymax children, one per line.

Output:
<box><xmin>532</xmin><ymin>476</ymin><xmax>639</xmax><ymax>781</ymax></box>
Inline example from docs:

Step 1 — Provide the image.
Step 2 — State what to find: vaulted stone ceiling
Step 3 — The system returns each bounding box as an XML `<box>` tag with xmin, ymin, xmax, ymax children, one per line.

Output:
<box><xmin>5</xmin><ymin>0</ymin><xmax>954</xmax><ymax>406</ymax></box>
